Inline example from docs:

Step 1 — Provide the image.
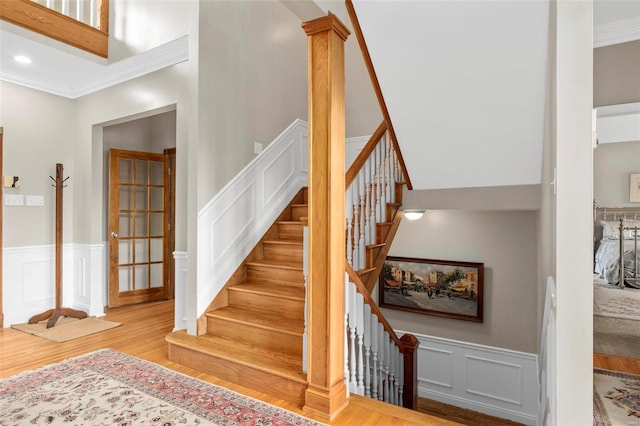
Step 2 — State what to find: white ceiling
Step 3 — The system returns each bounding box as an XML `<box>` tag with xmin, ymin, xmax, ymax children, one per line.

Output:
<box><xmin>352</xmin><ymin>0</ymin><xmax>640</xmax><ymax>190</ymax></box>
<box><xmin>0</xmin><ymin>1</ymin><xmax>638</xmax><ymax>189</ymax></box>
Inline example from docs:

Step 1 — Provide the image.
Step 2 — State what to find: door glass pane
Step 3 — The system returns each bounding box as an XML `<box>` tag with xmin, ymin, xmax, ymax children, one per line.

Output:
<box><xmin>119</xmin><ymin>266</ymin><xmax>132</xmax><ymax>291</ymax></box>
<box><xmin>135</xmin><ymin>187</ymin><xmax>148</xmax><ymax>210</ymax></box>
<box><xmin>134</xmin><ymin>239</ymin><xmax>148</xmax><ymax>263</ymax></box>
<box><xmin>134</xmin><ymin>213</ymin><xmax>148</xmax><ymax>237</ymax></box>
<box><xmin>150</xmin><ymin>238</ymin><xmax>163</xmax><ymax>262</ymax></box>
<box><xmin>119</xmin><ymin>240</ymin><xmax>132</xmax><ymax>264</ymax></box>
<box><xmin>150</xmin><ymin>263</ymin><xmax>163</xmax><ymax>288</ymax></box>
<box><xmin>135</xmin><ymin>160</ymin><xmax>148</xmax><ymax>185</ymax></box>
<box><xmin>119</xmin><ymin>186</ymin><xmax>132</xmax><ymax>210</ymax></box>
<box><xmin>150</xmin><ymin>187</ymin><xmax>163</xmax><ymax>211</ymax></box>
<box><xmin>119</xmin><ymin>159</ymin><xmax>132</xmax><ymax>183</ymax></box>
<box><xmin>135</xmin><ymin>265</ymin><xmax>149</xmax><ymax>290</ymax></box>
<box><xmin>150</xmin><ymin>213</ymin><xmax>163</xmax><ymax>236</ymax></box>
<box><xmin>119</xmin><ymin>213</ymin><xmax>132</xmax><ymax>237</ymax></box>
<box><xmin>150</xmin><ymin>161</ymin><xmax>163</xmax><ymax>185</ymax></box>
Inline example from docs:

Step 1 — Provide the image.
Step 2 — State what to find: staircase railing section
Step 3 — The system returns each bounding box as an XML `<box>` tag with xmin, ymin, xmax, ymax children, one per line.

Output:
<box><xmin>345</xmin><ymin>122</ymin><xmax>399</xmax><ymax>272</ymax></box>
<box><xmin>345</xmin><ymin>268</ymin><xmax>418</xmax><ymax>408</ymax></box>
<box><xmin>342</xmin><ymin>123</ymin><xmax>419</xmax><ymax>409</ymax></box>
<box><xmin>30</xmin><ymin>0</ymin><xmax>105</xmax><ymax>29</ymax></box>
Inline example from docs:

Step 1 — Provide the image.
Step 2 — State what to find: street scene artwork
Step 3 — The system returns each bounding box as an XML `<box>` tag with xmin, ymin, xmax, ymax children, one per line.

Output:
<box><xmin>379</xmin><ymin>256</ymin><xmax>484</xmax><ymax>322</ymax></box>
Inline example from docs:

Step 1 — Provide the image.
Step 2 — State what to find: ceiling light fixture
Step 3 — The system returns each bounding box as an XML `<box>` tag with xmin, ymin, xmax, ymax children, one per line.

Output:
<box><xmin>403</xmin><ymin>209</ymin><xmax>425</xmax><ymax>221</ymax></box>
<box><xmin>14</xmin><ymin>55</ymin><xmax>32</xmax><ymax>64</ymax></box>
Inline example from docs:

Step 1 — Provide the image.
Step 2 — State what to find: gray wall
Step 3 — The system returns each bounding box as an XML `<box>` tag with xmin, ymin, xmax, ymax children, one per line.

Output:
<box><xmin>594</xmin><ymin>141</ymin><xmax>640</xmax><ymax>207</ymax></box>
<box><xmin>383</xmin><ymin>210</ymin><xmax>538</xmax><ymax>353</ymax></box>
<box><xmin>0</xmin><ymin>81</ymin><xmax>75</xmax><ymax>247</ymax></box>
<box><xmin>594</xmin><ymin>40</ymin><xmax>640</xmax><ymax>107</ymax></box>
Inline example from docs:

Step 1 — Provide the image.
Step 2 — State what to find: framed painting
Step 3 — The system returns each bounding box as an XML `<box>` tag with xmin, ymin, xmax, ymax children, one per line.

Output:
<box><xmin>379</xmin><ymin>256</ymin><xmax>484</xmax><ymax>323</ymax></box>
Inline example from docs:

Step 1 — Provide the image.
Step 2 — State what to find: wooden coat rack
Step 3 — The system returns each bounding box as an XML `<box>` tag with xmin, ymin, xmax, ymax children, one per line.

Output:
<box><xmin>28</xmin><ymin>163</ymin><xmax>87</xmax><ymax>328</ymax></box>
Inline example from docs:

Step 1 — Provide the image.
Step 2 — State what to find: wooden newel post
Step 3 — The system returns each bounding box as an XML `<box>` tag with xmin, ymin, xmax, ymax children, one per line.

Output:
<box><xmin>301</xmin><ymin>14</ymin><xmax>350</xmax><ymax>421</ymax></box>
<box><xmin>399</xmin><ymin>333</ymin><xmax>420</xmax><ymax>409</ymax></box>
<box><xmin>28</xmin><ymin>164</ymin><xmax>87</xmax><ymax>328</ymax></box>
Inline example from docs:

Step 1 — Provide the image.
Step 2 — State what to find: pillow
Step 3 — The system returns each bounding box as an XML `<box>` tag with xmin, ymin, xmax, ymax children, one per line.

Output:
<box><xmin>624</xmin><ymin>219</ymin><xmax>640</xmax><ymax>239</ymax></box>
<box><xmin>600</xmin><ymin>220</ymin><xmax>621</xmax><ymax>240</ymax></box>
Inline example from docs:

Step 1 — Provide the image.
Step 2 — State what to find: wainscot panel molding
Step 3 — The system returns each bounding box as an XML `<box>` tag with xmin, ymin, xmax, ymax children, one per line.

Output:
<box><xmin>3</xmin><ymin>243</ymin><xmax>106</xmax><ymax>326</ymax></box>
<box><xmin>399</xmin><ymin>331</ymin><xmax>539</xmax><ymax>425</ymax></box>
<box><xmin>173</xmin><ymin>251</ymin><xmax>188</xmax><ymax>331</ymax></box>
<box><xmin>196</xmin><ymin>119</ymin><xmax>308</xmax><ymax>317</ymax></box>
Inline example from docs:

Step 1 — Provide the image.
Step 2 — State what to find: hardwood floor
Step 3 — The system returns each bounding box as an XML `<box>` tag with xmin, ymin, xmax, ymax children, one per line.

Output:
<box><xmin>0</xmin><ymin>300</ymin><xmax>519</xmax><ymax>425</ymax></box>
<box><xmin>594</xmin><ymin>352</ymin><xmax>640</xmax><ymax>375</ymax></box>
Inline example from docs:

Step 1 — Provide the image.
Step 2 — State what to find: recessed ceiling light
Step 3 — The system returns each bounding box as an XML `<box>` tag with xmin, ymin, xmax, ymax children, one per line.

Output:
<box><xmin>14</xmin><ymin>55</ymin><xmax>32</xmax><ymax>64</ymax></box>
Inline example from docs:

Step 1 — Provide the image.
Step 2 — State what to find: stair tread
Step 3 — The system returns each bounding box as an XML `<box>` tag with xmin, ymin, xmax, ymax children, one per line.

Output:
<box><xmin>263</xmin><ymin>240</ymin><xmax>303</xmax><ymax>247</ymax></box>
<box><xmin>166</xmin><ymin>331</ymin><xmax>305</xmax><ymax>382</ymax></box>
<box><xmin>230</xmin><ymin>282</ymin><xmax>305</xmax><ymax>300</ymax></box>
<box><xmin>246</xmin><ymin>258</ymin><xmax>302</xmax><ymax>270</ymax></box>
<box><xmin>207</xmin><ymin>306</ymin><xmax>304</xmax><ymax>334</ymax></box>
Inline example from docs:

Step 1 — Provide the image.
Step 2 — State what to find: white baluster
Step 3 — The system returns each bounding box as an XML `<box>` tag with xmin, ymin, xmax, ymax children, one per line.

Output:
<box><xmin>348</xmin><ymin>283</ymin><xmax>358</xmax><ymax>393</ymax></box>
<box><xmin>363</xmin><ymin>303</ymin><xmax>372</xmax><ymax>398</ymax></box>
<box><xmin>371</xmin><ymin>316</ymin><xmax>379</xmax><ymax>400</ymax></box>
<box><xmin>344</xmin><ymin>275</ymin><xmax>351</xmax><ymax>397</ymax></box>
<box><xmin>375</xmin><ymin>143</ymin><xmax>382</xmax><ymax>224</ymax></box>
<box><xmin>378</xmin><ymin>323</ymin><xmax>385</xmax><ymax>400</ymax></box>
<box><xmin>368</xmin><ymin>157</ymin><xmax>376</xmax><ymax>243</ymax></box>
<box><xmin>383</xmin><ymin>334</ymin><xmax>390</xmax><ymax>403</ymax></box>
<box><xmin>355</xmin><ymin>292</ymin><xmax>365</xmax><ymax>395</ymax></box>
<box><xmin>389</xmin><ymin>344</ymin><xmax>396</xmax><ymax>406</ymax></box>
<box><xmin>62</xmin><ymin>0</ymin><xmax>69</xmax><ymax>16</ymax></box>
<box><xmin>76</xmin><ymin>0</ymin><xmax>84</xmax><ymax>23</ymax></box>
<box><xmin>358</xmin><ymin>174</ymin><xmax>366</xmax><ymax>269</ymax></box>
<box><xmin>346</xmin><ymin>187</ymin><xmax>353</xmax><ymax>267</ymax></box>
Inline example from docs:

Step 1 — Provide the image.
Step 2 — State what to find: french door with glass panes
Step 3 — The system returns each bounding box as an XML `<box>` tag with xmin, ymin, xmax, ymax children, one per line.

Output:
<box><xmin>108</xmin><ymin>149</ymin><xmax>170</xmax><ymax>307</ymax></box>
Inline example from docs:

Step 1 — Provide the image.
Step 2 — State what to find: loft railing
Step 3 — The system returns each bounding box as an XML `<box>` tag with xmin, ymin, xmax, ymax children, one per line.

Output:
<box><xmin>0</xmin><ymin>0</ymin><xmax>108</xmax><ymax>57</ymax></box>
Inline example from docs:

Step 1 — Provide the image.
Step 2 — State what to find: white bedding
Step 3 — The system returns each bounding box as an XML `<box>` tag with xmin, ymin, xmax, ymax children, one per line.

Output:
<box><xmin>595</xmin><ymin>239</ymin><xmax>640</xmax><ymax>287</ymax></box>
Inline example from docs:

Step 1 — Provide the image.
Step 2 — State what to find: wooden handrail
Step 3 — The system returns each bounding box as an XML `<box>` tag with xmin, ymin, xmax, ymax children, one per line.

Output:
<box><xmin>345</xmin><ymin>0</ymin><xmax>412</xmax><ymax>190</ymax></box>
<box><xmin>345</xmin><ymin>121</ymin><xmax>387</xmax><ymax>188</ymax></box>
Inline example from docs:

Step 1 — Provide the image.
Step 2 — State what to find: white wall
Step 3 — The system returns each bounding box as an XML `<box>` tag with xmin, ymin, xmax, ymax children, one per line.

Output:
<box><xmin>383</xmin><ymin>210</ymin><xmax>539</xmax><ymax>354</ymax></box>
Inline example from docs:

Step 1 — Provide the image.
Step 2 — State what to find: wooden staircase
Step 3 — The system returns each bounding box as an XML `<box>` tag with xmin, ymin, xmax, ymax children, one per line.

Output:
<box><xmin>166</xmin><ymin>188</ymin><xmax>309</xmax><ymax>405</ymax></box>
<box><xmin>167</xmin><ymin>182</ymin><xmax>406</xmax><ymax>407</ymax></box>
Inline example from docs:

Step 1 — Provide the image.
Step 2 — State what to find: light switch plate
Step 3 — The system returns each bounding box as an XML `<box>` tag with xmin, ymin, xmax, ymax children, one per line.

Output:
<box><xmin>4</xmin><ymin>194</ymin><xmax>24</xmax><ymax>206</ymax></box>
<box><xmin>26</xmin><ymin>195</ymin><xmax>44</xmax><ymax>206</ymax></box>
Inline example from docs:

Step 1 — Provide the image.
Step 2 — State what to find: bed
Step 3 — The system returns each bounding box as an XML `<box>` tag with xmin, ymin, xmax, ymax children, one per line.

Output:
<box><xmin>594</xmin><ymin>205</ymin><xmax>640</xmax><ymax>289</ymax></box>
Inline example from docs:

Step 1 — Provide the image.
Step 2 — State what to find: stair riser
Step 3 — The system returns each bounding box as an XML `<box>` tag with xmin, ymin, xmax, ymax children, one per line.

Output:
<box><xmin>291</xmin><ymin>205</ymin><xmax>307</xmax><ymax>221</ymax></box>
<box><xmin>263</xmin><ymin>244</ymin><xmax>303</xmax><ymax>263</ymax></box>
<box><xmin>247</xmin><ymin>264</ymin><xmax>304</xmax><ymax>286</ymax></box>
<box><xmin>277</xmin><ymin>223</ymin><xmax>303</xmax><ymax>240</ymax></box>
<box><xmin>207</xmin><ymin>316</ymin><xmax>303</xmax><ymax>357</ymax></box>
<box><xmin>228</xmin><ymin>290</ymin><xmax>304</xmax><ymax>319</ymax></box>
<box><xmin>168</xmin><ymin>344</ymin><xmax>306</xmax><ymax>406</ymax></box>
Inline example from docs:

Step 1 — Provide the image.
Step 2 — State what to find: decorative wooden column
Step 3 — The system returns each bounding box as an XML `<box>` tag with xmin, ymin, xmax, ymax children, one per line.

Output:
<box><xmin>301</xmin><ymin>14</ymin><xmax>350</xmax><ymax>421</ymax></box>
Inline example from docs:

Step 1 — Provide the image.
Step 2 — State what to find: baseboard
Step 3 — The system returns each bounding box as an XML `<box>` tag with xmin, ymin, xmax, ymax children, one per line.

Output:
<box><xmin>397</xmin><ymin>331</ymin><xmax>539</xmax><ymax>425</ymax></box>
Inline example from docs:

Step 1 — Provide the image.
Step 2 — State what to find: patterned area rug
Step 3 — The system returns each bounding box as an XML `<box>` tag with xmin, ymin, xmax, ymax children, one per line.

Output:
<box><xmin>594</xmin><ymin>369</ymin><xmax>640</xmax><ymax>426</ymax></box>
<box><xmin>0</xmin><ymin>349</ymin><xmax>324</xmax><ymax>425</ymax></box>
<box><xmin>594</xmin><ymin>286</ymin><xmax>640</xmax><ymax>321</ymax></box>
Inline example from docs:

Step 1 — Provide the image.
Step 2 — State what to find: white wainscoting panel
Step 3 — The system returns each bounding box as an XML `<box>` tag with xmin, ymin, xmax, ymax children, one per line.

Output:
<box><xmin>400</xmin><ymin>331</ymin><xmax>539</xmax><ymax>425</ymax></box>
<box><xmin>196</xmin><ymin>119</ymin><xmax>308</xmax><ymax>317</ymax></box>
<box><xmin>3</xmin><ymin>243</ymin><xmax>105</xmax><ymax>326</ymax></box>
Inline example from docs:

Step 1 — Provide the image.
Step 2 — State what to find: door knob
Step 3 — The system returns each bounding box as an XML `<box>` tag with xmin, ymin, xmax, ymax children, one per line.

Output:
<box><xmin>111</xmin><ymin>232</ymin><xmax>118</xmax><ymax>238</ymax></box>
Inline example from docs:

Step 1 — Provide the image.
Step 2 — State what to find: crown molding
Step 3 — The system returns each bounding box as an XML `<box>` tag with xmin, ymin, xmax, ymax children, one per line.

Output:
<box><xmin>594</xmin><ymin>16</ymin><xmax>640</xmax><ymax>48</ymax></box>
<box><xmin>596</xmin><ymin>102</ymin><xmax>640</xmax><ymax>144</ymax></box>
<box><xmin>0</xmin><ymin>35</ymin><xmax>189</xmax><ymax>99</ymax></box>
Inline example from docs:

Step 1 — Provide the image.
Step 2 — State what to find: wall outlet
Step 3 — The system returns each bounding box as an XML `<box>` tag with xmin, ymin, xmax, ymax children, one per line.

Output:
<box><xmin>254</xmin><ymin>142</ymin><xmax>263</xmax><ymax>154</ymax></box>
